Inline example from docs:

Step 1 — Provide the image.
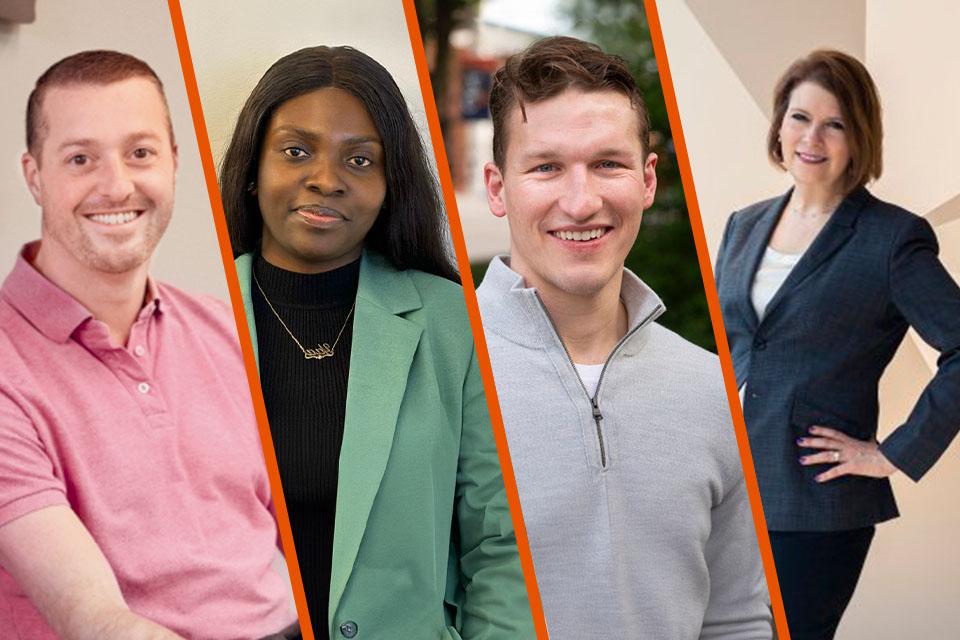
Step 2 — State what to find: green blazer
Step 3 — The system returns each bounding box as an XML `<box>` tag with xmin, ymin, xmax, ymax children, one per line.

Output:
<box><xmin>235</xmin><ymin>251</ymin><xmax>535</xmax><ymax>639</ymax></box>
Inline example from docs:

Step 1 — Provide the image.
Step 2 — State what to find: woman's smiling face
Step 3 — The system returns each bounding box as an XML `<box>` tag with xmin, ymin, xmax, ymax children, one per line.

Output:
<box><xmin>778</xmin><ymin>81</ymin><xmax>851</xmax><ymax>195</ymax></box>
<box><xmin>256</xmin><ymin>87</ymin><xmax>386</xmax><ymax>273</ymax></box>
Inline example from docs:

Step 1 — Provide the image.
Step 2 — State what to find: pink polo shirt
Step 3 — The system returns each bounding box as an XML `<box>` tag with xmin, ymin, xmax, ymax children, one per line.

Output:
<box><xmin>0</xmin><ymin>244</ymin><xmax>293</xmax><ymax>639</ymax></box>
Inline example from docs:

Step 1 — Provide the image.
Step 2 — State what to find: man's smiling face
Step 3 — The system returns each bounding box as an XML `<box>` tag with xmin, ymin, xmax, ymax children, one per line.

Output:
<box><xmin>484</xmin><ymin>88</ymin><xmax>657</xmax><ymax>300</ymax></box>
<box><xmin>23</xmin><ymin>77</ymin><xmax>177</xmax><ymax>276</ymax></box>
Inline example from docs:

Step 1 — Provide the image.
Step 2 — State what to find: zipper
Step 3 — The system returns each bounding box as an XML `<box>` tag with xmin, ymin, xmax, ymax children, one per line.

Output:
<box><xmin>533</xmin><ymin>292</ymin><xmax>663</xmax><ymax>468</ymax></box>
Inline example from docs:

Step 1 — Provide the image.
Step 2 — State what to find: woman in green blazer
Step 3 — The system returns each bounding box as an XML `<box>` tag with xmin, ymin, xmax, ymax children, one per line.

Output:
<box><xmin>219</xmin><ymin>47</ymin><xmax>535</xmax><ymax>640</ymax></box>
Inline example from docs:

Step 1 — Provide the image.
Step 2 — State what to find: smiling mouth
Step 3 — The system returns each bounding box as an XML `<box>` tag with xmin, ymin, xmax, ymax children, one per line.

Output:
<box><xmin>84</xmin><ymin>211</ymin><xmax>143</xmax><ymax>226</ymax></box>
<box><xmin>551</xmin><ymin>227</ymin><xmax>609</xmax><ymax>242</ymax></box>
<box><xmin>796</xmin><ymin>152</ymin><xmax>827</xmax><ymax>164</ymax></box>
<box><xmin>296</xmin><ymin>205</ymin><xmax>344</xmax><ymax>218</ymax></box>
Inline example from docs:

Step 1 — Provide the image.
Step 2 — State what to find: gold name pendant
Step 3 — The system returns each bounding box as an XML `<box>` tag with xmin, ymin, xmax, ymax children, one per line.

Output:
<box><xmin>304</xmin><ymin>344</ymin><xmax>335</xmax><ymax>360</ymax></box>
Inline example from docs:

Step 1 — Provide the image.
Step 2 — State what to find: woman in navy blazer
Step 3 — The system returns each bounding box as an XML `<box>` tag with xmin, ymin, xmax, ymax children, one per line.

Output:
<box><xmin>715</xmin><ymin>50</ymin><xmax>960</xmax><ymax>639</ymax></box>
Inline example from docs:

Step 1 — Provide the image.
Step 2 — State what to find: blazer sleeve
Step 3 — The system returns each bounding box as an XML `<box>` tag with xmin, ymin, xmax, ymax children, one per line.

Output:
<box><xmin>453</xmin><ymin>346</ymin><xmax>537</xmax><ymax>639</ymax></box>
<box><xmin>878</xmin><ymin>215</ymin><xmax>960</xmax><ymax>481</ymax></box>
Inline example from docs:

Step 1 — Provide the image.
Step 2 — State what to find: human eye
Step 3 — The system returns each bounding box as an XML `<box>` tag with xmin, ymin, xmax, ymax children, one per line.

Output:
<box><xmin>827</xmin><ymin>120</ymin><xmax>846</xmax><ymax>131</ymax></box>
<box><xmin>533</xmin><ymin>163</ymin><xmax>556</xmax><ymax>173</ymax></box>
<box><xmin>790</xmin><ymin>112</ymin><xmax>809</xmax><ymax>122</ymax></box>
<box><xmin>597</xmin><ymin>159</ymin><xmax>624</xmax><ymax>169</ymax></box>
<box><xmin>283</xmin><ymin>146</ymin><xmax>309</xmax><ymax>159</ymax></box>
<box><xmin>347</xmin><ymin>155</ymin><xmax>373</xmax><ymax>168</ymax></box>
<box><xmin>131</xmin><ymin>147</ymin><xmax>156</xmax><ymax>161</ymax></box>
<box><xmin>68</xmin><ymin>154</ymin><xmax>89</xmax><ymax>167</ymax></box>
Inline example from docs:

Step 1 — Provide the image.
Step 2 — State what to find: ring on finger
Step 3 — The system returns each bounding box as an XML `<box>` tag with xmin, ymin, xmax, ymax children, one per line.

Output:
<box><xmin>833</xmin><ymin>450</ymin><xmax>841</xmax><ymax>463</ymax></box>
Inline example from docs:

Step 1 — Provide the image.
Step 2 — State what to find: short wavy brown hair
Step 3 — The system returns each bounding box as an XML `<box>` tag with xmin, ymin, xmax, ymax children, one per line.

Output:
<box><xmin>768</xmin><ymin>49</ymin><xmax>882</xmax><ymax>193</ymax></box>
<box><xmin>489</xmin><ymin>36</ymin><xmax>650</xmax><ymax>168</ymax></box>
<box><xmin>26</xmin><ymin>50</ymin><xmax>172</xmax><ymax>162</ymax></box>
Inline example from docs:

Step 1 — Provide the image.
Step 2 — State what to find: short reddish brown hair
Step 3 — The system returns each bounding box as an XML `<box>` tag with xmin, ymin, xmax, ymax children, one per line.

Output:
<box><xmin>489</xmin><ymin>36</ymin><xmax>650</xmax><ymax>168</ymax></box>
<box><xmin>26</xmin><ymin>50</ymin><xmax>173</xmax><ymax>160</ymax></box>
<box><xmin>768</xmin><ymin>49</ymin><xmax>882</xmax><ymax>192</ymax></box>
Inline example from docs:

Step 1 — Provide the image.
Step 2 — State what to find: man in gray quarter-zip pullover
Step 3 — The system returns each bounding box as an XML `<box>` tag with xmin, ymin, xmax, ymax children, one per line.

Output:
<box><xmin>477</xmin><ymin>36</ymin><xmax>772</xmax><ymax>638</ymax></box>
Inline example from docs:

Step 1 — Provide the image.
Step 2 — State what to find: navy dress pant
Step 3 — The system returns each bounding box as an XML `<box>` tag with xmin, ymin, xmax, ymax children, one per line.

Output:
<box><xmin>769</xmin><ymin>527</ymin><xmax>875</xmax><ymax>640</ymax></box>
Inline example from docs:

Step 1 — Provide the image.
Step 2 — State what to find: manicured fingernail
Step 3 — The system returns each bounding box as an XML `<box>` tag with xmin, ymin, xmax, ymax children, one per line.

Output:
<box><xmin>799</xmin><ymin>456</ymin><xmax>806</xmax><ymax>464</ymax></box>
<box><xmin>808</xmin><ymin>426</ymin><xmax>818</xmax><ymax>433</ymax></box>
<box><xmin>796</xmin><ymin>437</ymin><xmax>804</xmax><ymax>445</ymax></box>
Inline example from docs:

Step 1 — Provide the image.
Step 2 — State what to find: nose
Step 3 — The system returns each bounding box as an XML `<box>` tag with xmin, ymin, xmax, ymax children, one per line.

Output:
<box><xmin>305</xmin><ymin>155</ymin><xmax>346</xmax><ymax>195</ymax></box>
<box><xmin>802</xmin><ymin>123</ymin><xmax>826</xmax><ymax>146</ymax></box>
<box><xmin>557</xmin><ymin>165</ymin><xmax>602</xmax><ymax>220</ymax></box>
<box><xmin>97</xmin><ymin>155</ymin><xmax>135</xmax><ymax>203</ymax></box>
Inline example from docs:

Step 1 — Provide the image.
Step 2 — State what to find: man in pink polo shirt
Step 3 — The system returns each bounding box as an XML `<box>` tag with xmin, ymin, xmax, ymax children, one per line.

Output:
<box><xmin>0</xmin><ymin>51</ymin><xmax>299</xmax><ymax>639</ymax></box>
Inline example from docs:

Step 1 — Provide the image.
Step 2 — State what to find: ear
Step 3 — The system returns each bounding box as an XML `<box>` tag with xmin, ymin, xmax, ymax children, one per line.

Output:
<box><xmin>21</xmin><ymin>152</ymin><xmax>42</xmax><ymax>206</ymax></box>
<box><xmin>641</xmin><ymin>152</ymin><xmax>658</xmax><ymax>210</ymax></box>
<box><xmin>171</xmin><ymin>143</ymin><xmax>179</xmax><ymax>172</ymax></box>
<box><xmin>483</xmin><ymin>161</ymin><xmax>507</xmax><ymax>218</ymax></box>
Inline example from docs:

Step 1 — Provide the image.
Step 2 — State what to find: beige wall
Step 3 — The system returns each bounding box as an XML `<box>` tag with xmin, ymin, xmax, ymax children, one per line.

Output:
<box><xmin>658</xmin><ymin>1</ymin><xmax>960</xmax><ymax>637</ymax></box>
<box><xmin>178</xmin><ymin>0</ymin><xmax>433</xmax><ymax>173</ymax></box>
<box><xmin>0</xmin><ymin>0</ymin><xmax>227</xmax><ymax>297</ymax></box>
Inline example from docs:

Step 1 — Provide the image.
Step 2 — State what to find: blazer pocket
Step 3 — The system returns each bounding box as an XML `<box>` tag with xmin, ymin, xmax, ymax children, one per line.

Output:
<box><xmin>790</xmin><ymin>396</ymin><xmax>866</xmax><ymax>439</ymax></box>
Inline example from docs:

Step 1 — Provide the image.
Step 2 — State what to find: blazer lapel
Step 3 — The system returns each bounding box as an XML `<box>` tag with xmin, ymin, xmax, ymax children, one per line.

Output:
<box><xmin>738</xmin><ymin>190</ymin><xmax>791</xmax><ymax>332</ymax></box>
<box><xmin>328</xmin><ymin>250</ymin><xmax>423</xmax><ymax>618</ymax></box>
<box><xmin>759</xmin><ymin>187</ymin><xmax>866</xmax><ymax>326</ymax></box>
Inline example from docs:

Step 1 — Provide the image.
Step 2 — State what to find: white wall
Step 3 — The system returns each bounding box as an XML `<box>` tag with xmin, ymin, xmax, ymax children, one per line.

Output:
<box><xmin>658</xmin><ymin>1</ymin><xmax>960</xmax><ymax>637</ymax></box>
<box><xmin>0</xmin><ymin>0</ymin><xmax>227</xmax><ymax>297</ymax></box>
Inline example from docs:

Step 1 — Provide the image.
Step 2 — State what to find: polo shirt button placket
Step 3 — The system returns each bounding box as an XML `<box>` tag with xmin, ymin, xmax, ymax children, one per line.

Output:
<box><xmin>339</xmin><ymin>620</ymin><xmax>358</xmax><ymax>638</ymax></box>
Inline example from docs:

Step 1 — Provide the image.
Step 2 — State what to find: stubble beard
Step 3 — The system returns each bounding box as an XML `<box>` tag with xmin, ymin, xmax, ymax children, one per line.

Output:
<box><xmin>41</xmin><ymin>200</ymin><xmax>173</xmax><ymax>276</ymax></box>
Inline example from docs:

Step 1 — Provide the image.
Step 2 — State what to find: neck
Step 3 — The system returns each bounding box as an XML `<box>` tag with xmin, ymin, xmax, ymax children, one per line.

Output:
<box><xmin>33</xmin><ymin>241</ymin><xmax>149</xmax><ymax>346</ymax></box>
<box><xmin>790</xmin><ymin>182</ymin><xmax>846</xmax><ymax>215</ymax></box>
<box><xmin>535</xmin><ymin>274</ymin><xmax>627</xmax><ymax>365</ymax></box>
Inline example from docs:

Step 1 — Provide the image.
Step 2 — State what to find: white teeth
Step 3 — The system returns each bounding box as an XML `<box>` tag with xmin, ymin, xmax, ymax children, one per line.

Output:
<box><xmin>553</xmin><ymin>228</ymin><xmax>606</xmax><ymax>242</ymax></box>
<box><xmin>88</xmin><ymin>211</ymin><xmax>139</xmax><ymax>225</ymax></box>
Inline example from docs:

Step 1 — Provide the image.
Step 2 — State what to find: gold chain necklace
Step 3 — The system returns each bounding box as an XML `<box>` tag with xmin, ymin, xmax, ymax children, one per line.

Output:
<box><xmin>252</xmin><ymin>270</ymin><xmax>355</xmax><ymax>361</ymax></box>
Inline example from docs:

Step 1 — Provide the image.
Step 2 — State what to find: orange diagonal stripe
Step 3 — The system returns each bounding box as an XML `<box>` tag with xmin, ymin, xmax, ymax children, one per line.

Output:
<box><xmin>400</xmin><ymin>0</ymin><xmax>550</xmax><ymax>637</ymax></box>
<box><xmin>644</xmin><ymin>1</ymin><xmax>791</xmax><ymax>637</ymax></box>
<box><xmin>164</xmin><ymin>2</ymin><xmax>315</xmax><ymax>638</ymax></box>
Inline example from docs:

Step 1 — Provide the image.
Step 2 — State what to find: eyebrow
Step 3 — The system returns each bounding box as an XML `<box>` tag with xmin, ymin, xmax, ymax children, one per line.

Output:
<box><xmin>56</xmin><ymin>131</ymin><xmax>164</xmax><ymax>152</ymax></box>
<box><xmin>270</xmin><ymin>125</ymin><xmax>382</xmax><ymax>146</ymax></box>
<box><xmin>518</xmin><ymin>147</ymin><xmax>636</xmax><ymax>162</ymax></box>
<box><xmin>788</xmin><ymin>107</ymin><xmax>844</xmax><ymax>120</ymax></box>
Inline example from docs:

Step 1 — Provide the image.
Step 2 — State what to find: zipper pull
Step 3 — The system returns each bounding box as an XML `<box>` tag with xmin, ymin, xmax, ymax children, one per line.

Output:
<box><xmin>592</xmin><ymin>401</ymin><xmax>603</xmax><ymax>421</ymax></box>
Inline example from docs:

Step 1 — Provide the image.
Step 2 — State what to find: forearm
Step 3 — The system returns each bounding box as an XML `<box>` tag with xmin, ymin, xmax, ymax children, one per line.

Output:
<box><xmin>66</xmin><ymin>605</ymin><xmax>186</xmax><ymax>640</ymax></box>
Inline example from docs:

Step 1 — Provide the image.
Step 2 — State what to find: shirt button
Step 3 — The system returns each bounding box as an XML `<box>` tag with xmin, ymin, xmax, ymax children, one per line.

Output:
<box><xmin>134</xmin><ymin>345</ymin><xmax>145</xmax><ymax>357</ymax></box>
<box><xmin>753</xmin><ymin>338</ymin><xmax>767</xmax><ymax>351</ymax></box>
<box><xmin>339</xmin><ymin>620</ymin><xmax>358</xmax><ymax>638</ymax></box>
<box><xmin>137</xmin><ymin>382</ymin><xmax>151</xmax><ymax>394</ymax></box>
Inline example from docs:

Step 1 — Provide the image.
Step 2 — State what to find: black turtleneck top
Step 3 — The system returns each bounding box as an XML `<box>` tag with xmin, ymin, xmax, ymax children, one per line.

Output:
<box><xmin>251</xmin><ymin>253</ymin><xmax>360</xmax><ymax>640</ymax></box>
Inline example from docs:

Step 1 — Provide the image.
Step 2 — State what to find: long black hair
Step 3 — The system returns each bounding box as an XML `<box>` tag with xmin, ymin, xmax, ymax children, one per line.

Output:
<box><xmin>219</xmin><ymin>46</ymin><xmax>458</xmax><ymax>282</ymax></box>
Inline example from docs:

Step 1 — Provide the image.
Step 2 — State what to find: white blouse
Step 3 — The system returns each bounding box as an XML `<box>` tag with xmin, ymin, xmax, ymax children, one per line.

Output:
<box><xmin>751</xmin><ymin>246</ymin><xmax>803</xmax><ymax>320</ymax></box>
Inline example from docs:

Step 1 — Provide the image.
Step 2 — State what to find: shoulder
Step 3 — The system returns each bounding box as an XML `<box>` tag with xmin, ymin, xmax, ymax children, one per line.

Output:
<box><xmin>154</xmin><ymin>281</ymin><xmax>238</xmax><ymax>336</ymax></box>
<box><xmin>405</xmin><ymin>269</ymin><xmax>466</xmax><ymax>311</ymax></box>
<box><xmin>856</xmin><ymin>191</ymin><xmax>931</xmax><ymax>237</ymax></box>
<box><xmin>387</xmin><ymin>266</ymin><xmax>472</xmax><ymax>343</ymax></box>
<box><xmin>646</xmin><ymin>323</ymin><xmax>724</xmax><ymax>388</ymax></box>
<box><xmin>728</xmin><ymin>193</ymin><xmax>783</xmax><ymax>230</ymax></box>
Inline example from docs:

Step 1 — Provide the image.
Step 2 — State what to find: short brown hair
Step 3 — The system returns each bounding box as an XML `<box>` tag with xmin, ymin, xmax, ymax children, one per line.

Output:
<box><xmin>768</xmin><ymin>49</ymin><xmax>882</xmax><ymax>192</ymax></box>
<box><xmin>489</xmin><ymin>36</ymin><xmax>650</xmax><ymax>168</ymax></box>
<box><xmin>26</xmin><ymin>50</ymin><xmax>173</xmax><ymax>160</ymax></box>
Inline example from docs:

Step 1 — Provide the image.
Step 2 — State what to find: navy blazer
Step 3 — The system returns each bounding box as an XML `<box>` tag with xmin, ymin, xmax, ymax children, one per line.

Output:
<box><xmin>716</xmin><ymin>187</ymin><xmax>960</xmax><ymax>531</ymax></box>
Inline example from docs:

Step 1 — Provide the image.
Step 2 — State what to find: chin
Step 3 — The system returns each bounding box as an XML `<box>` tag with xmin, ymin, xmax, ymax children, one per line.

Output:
<box><xmin>550</xmin><ymin>269</ymin><xmax>617</xmax><ymax>298</ymax></box>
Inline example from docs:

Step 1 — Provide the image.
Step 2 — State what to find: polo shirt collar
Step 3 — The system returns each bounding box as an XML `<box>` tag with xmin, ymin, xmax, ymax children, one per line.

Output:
<box><xmin>1</xmin><ymin>242</ymin><xmax>162</xmax><ymax>344</ymax></box>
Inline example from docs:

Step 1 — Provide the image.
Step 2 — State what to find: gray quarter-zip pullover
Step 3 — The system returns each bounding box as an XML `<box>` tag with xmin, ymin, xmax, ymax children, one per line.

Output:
<box><xmin>477</xmin><ymin>256</ymin><xmax>771</xmax><ymax>639</ymax></box>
